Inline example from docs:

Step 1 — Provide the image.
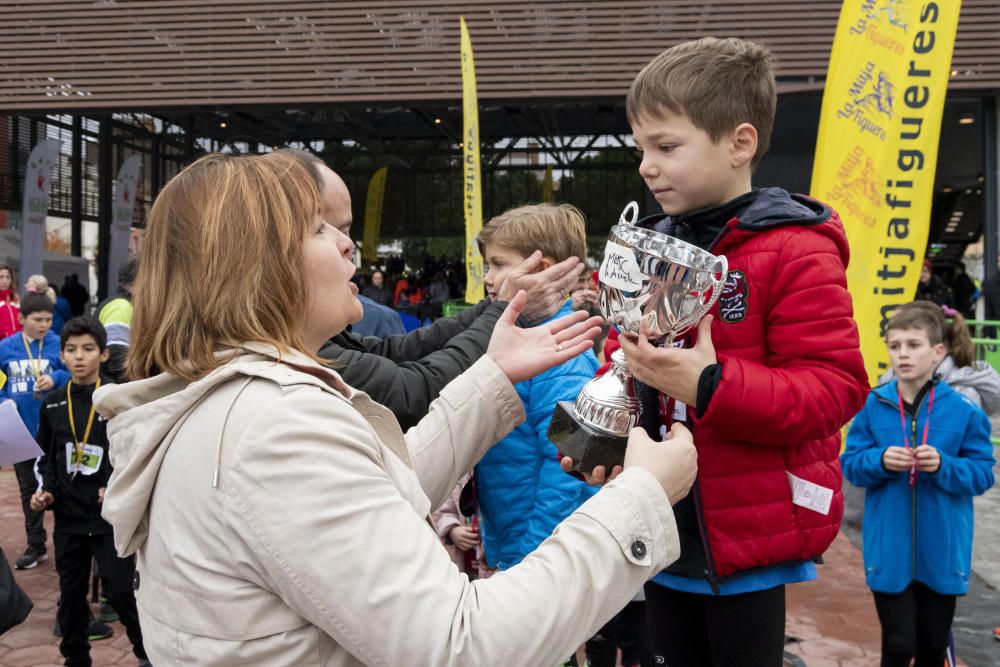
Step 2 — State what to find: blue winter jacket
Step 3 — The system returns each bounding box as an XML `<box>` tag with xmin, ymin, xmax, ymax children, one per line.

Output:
<box><xmin>842</xmin><ymin>378</ymin><xmax>995</xmax><ymax>595</ymax></box>
<box><xmin>0</xmin><ymin>330</ymin><xmax>70</xmax><ymax>435</ymax></box>
<box><xmin>477</xmin><ymin>302</ymin><xmax>600</xmax><ymax>570</ymax></box>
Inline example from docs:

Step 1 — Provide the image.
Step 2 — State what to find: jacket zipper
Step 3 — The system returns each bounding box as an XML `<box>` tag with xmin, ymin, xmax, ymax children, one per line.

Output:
<box><xmin>875</xmin><ymin>389</ymin><xmax>928</xmax><ymax>581</ymax></box>
<box><xmin>691</xmin><ymin>481</ymin><xmax>722</xmax><ymax>594</ymax></box>
<box><xmin>910</xmin><ymin>415</ymin><xmax>917</xmax><ymax>580</ymax></box>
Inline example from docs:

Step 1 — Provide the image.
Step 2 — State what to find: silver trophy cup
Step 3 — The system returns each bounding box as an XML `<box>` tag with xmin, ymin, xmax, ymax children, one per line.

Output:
<box><xmin>549</xmin><ymin>202</ymin><xmax>728</xmax><ymax>473</ymax></box>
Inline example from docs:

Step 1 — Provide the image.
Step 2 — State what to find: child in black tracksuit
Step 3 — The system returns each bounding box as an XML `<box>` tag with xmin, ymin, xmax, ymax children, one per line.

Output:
<box><xmin>31</xmin><ymin>316</ymin><xmax>148</xmax><ymax>667</ymax></box>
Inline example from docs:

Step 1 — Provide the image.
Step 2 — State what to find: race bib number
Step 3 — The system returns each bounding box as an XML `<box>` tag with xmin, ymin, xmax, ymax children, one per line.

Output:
<box><xmin>786</xmin><ymin>472</ymin><xmax>833</xmax><ymax>515</ymax></box>
<box><xmin>65</xmin><ymin>442</ymin><xmax>104</xmax><ymax>476</ymax></box>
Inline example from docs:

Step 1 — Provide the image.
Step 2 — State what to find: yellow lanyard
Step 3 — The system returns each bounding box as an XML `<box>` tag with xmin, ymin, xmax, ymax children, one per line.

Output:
<box><xmin>21</xmin><ymin>334</ymin><xmax>42</xmax><ymax>381</ymax></box>
<box><xmin>67</xmin><ymin>379</ymin><xmax>100</xmax><ymax>464</ymax></box>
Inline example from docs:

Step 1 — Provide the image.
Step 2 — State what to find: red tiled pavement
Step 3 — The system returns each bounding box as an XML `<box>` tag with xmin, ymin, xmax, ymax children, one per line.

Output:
<box><xmin>0</xmin><ymin>467</ymin><xmax>971</xmax><ymax>667</ymax></box>
<box><xmin>785</xmin><ymin>530</ymin><xmax>968</xmax><ymax>667</ymax></box>
<box><xmin>1</xmin><ymin>468</ymin><xmax>141</xmax><ymax>667</ymax></box>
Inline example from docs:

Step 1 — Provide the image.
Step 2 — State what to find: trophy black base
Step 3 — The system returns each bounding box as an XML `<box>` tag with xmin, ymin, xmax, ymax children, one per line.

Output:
<box><xmin>547</xmin><ymin>400</ymin><xmax>628</xmax><ymax>474</ymax></box>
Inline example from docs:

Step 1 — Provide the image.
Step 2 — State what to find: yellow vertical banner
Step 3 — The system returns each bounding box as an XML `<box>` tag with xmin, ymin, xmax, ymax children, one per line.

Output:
<box><xmin>811</xmin><ymin>1</ymin><xmax>961</xmax><ymax>383</ymax></box>
<box><xmin>362</xmin><ymin>167</ymin><xmax>387</xmax><ymax>265</ymax></box>
<box><xmin>542</xmin><ymin>164</ymin><xmax>554</xmax><ymax>203</ymax></box>
<box><xmin>460</xmin><ymin>16</ymin><xmax>485</xmax><ymax>304</ymax></box>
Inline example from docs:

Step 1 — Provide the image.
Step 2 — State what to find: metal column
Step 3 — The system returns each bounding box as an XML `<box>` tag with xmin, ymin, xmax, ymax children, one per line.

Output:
<box><xmin>71</xmin><ymin>116</ymin><xmax>82</xmax><ymax>257</ymax></box>
<box><xmin>985</xmin><ymin>96</ymin><xmax>999</xmax><ymax>281</ymax></box>
<box><xmin>96</xmin><ymin>118</ymin><xmax>112</xmax><ymax>300</ymax></box>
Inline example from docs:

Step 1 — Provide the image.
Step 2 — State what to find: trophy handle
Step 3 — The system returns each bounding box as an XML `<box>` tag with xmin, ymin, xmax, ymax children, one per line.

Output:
<box><xmin>618</xmin><ymin>201</ymin><xmax>639</xmax><ymax>227</ymax></box>
<box><xmin>700</xmin><ymin>255</ymin><xmax>729</xmax><ymax>313</ymax></box>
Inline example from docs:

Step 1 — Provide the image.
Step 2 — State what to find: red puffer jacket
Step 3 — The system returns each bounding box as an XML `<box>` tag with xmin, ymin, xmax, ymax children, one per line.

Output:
<box><xmin>619</xmin><ymin>190</ymin><xmax>870</xmax><ymax>580</ymax></box>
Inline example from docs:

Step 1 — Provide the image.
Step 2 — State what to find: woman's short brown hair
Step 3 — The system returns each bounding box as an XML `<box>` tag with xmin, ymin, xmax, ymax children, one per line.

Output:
<box><xmin>626</xmin><ymin>37</ymin><xmax>776</xmax><ymax>169</ymax></box>
<box><xmin>476</xmin><ymin>203</ymin><xmax>587</xmax><ymax>264</ymax></box>
<box><xmin>128</xmin><ymin>152</ymin><xmax>322</xmax><ymax>381</ymax></box>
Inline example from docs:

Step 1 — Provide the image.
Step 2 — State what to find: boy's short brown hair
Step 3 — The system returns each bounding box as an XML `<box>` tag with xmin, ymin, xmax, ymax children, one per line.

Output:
<box><xmin>477</xmin><ymin>203</ymin><xmax>587</xmax><ymax>264</ymax></box>
<box><xmin>885</xmin><ymin>301</ymin><xmax>946</xmax><ymax>346</ymax></box>
<box><xmin>627</xmin><ymin>37</ymin><xmax>777</xmax><ymax>168</ymax></box>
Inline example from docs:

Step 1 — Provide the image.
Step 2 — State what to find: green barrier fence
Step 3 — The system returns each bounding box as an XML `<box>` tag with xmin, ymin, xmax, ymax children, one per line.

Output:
<box><xmin>965</xmin><ymin>318</ymin><xmax>1000</xmax><ymax>374</ymax></box>
<box><xmin>442</xmin><ymin>298</ymin><xmax>473</xmax><ymax>318</ymax></box>
<box><xmin>964</xmin><ymin>320</ymin><xmax>1000</xmax><ymax>446</ymax></box>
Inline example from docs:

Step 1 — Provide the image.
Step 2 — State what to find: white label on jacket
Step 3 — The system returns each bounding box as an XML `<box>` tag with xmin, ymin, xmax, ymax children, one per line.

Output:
<box><xmin>65</xmin><ymin>442</ymin><xmax>103</xmax><ymax>476</ymax></box>
<box><xmin>672</xmin><ymin>401</ymin><xmax>687</xmax><ymax>422</ymax></box>
<box><xmin>786</xmin><ymin>472</ymin><xmax>833</xmax><ymax>515</ymax></box>
<box><xmin>599</xmin><ymin>241</ymin><xmax>643</xmax><ymax>292</ymax></box>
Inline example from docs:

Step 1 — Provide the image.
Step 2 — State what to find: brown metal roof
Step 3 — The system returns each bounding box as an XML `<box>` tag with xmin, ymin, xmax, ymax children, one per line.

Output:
<box><xmin>0</xmin><ymin>0</ymin><xmax>997</xmax><ymax>112</ymax></box>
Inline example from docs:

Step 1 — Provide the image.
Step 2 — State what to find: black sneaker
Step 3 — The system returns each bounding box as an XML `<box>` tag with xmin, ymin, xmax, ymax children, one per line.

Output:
<box><xmin>98</xmin><ymin>600</ymin><xmax>119</xmax><ymax>623</ymax></box>
<box><xmin>14</xmin><ymin>545</ymin><xmax>47</xmax><ymax>570</ymax></box>
<box><xmin>87</xmin><ymin>617</ymin><xmax>114</xmax><ymax>641</ymax></box>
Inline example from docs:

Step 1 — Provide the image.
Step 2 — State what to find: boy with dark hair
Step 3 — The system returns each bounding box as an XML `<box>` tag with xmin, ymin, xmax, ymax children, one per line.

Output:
<box><xmin>30</xmin><ymin>315</ymin><xmax>150</xmax><ymax>667</ymax></box>
<box><xmin>0</xmin><ymin>292</ymin><xmax>70</xmax><ymax>569</ymax></box>
<box><xmin>611</xmin><ymin>37</ymin><xmax>870</xmax><ymax>665</ymax></box>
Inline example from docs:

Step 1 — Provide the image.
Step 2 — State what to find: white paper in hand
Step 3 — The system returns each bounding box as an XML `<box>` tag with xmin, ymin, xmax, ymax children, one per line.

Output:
<box><xmin>0</xmin><ymin>400</ymin><xmax>44</xmax><ymax>465</ymax></box>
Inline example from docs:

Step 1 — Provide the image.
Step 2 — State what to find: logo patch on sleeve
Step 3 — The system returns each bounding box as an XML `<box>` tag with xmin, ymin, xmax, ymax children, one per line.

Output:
<box><xmin>718</xmin><ymin>270</ymin><xmax>749</xmax><ymax>322</ymax></box>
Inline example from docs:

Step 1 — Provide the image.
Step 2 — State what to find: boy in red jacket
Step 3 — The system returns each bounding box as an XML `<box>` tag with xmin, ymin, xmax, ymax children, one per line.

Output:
<box><xmin>590</xmin><ymin>38</ymin><xmax>869</xmax><ymax>665</ymax></box>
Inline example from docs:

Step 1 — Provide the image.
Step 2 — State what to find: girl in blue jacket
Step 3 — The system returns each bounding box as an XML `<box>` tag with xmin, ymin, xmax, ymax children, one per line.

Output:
<box><xmin>843</xmin><ymin>304</ymin><xmax>994</xmax><ymax>667</ymax></box>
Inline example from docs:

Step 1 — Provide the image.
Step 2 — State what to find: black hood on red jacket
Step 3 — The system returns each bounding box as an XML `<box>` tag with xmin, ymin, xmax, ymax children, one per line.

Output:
<box><xmin>636</xmin><ymin>187</ymin><xmax>832</xmax><ymax>251</ymax></box>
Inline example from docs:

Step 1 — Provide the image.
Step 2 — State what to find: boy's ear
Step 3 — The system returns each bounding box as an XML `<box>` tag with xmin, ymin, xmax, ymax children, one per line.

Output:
<box><xmin>100</xmin><ymin>348</ymin><xmax>110</xmax><ymax>363</ymax></box>
<box><xmin>538</xmin><ymin>256</ymin><xmax>554</xmax><ymax>272</ymax></box>
<box><xmin>730</xmin><ymin>122</ymin><xmax>759</xmax><ymax>169</ymax></box>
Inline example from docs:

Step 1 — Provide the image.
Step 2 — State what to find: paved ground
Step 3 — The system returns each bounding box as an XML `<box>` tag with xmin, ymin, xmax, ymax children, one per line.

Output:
<box><xmin>2</xmin><ymin>462</ymin><xmax>998</xmax><ymax>666</ymax></box>
<box><xmin>839</xmin><ymin>441</ymin><xmax>1000</xmax><ymax>667</ymax></box>
<box><xmin>0</xmin><ymin>469</ymin><xmax>143</xmax><ymax>666</ymax></box>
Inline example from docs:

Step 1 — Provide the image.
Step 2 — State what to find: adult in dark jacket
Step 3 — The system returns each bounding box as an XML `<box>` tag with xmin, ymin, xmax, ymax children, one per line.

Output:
<box><xmin>361</xmin><ymin>271</ymin><xmax>394</xmax><ymax>307</ymax></box>
<box><xmin>61</xmin><ymin>274</ymin><xmax>90</xmax><ymax>317</ymax></box>
<box><xmin>286</xmin><ymin>149</ymin><xmax>584</xmax><ymax>428</ymax></box>
<box><xmin>951</xmin><ymin>263</ymin><xmax>977</xmax><ymax>319</ymax></box>
<box><xmin>982</xmin><ymin>257</ymin><xmax>1000</xmax><ymax>322</ymax></box>
<box><xmin>915</xmin><ymin>259</ymin><xmax>953</xmax><ymax>308</ymax></box>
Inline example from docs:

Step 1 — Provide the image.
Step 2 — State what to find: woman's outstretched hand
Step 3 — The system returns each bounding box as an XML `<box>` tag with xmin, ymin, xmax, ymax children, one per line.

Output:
<box><xmin>487</xmin><ymin>290</ymin><xmax>602</xmax><ymax>385</ymax></box>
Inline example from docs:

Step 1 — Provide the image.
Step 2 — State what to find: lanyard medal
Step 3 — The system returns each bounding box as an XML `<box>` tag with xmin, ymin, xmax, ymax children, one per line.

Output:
<box><xmin>67</xmin><ymin>379</ymin><xmax>100</xmax><ymax>478</ymax></box>
<box><xmin>897</xmin><ymin>386</ymin><xmax>935</xmax><ymax>488</ymax></box>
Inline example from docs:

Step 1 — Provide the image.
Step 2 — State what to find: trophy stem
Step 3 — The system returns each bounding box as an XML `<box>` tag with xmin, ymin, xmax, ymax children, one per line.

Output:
<box><xmin>609</xmin><ymin>347</ymin><xmax>630</xmax><ymax>376</ymax></box>
<box><xmin>570</xmin><ymin>347</ymin><xmax>640</xmax><ymax>436</ymax></box>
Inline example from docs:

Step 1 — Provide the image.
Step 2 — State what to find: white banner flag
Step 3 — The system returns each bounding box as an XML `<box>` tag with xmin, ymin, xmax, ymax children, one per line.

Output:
<box><xmin>19</xmin><ymin>139</ymin><xmax>62</xmax><ymax>281</ymax></box>
<box><xmin>107</xmin><ymin>155</ymin><xmax>141</xmax><ymax>290</ymax></box>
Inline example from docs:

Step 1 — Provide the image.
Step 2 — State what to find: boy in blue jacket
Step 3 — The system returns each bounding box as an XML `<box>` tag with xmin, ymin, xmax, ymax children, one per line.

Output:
<box><xmin>474</xmin><ymin>203</ymin><xmax>600</xmax><ymax>571</ymax></box>
<box><xmin>0</xmin><ymin>292</ymin><xmax>70</xmax><ymax>569</ymax></box>
<box><xmin>843</xmin><ymin>303</ymin><xmax>995</xmax><ymax>667</ymax></box>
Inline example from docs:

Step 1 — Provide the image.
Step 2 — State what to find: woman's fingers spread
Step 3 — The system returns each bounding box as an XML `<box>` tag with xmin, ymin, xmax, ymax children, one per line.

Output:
<box><xmin>547</xmin><ymin>309</ymin><xmax>591</xmax><ymax>334</ymax></box>
<box><xmin>553</xmin><ymin>316</ymin><xmax>603</xmax><ymax>342</ymax></box>
<box><xmin>564</xmin><ymin>326</ymin><xmax>603</xmax><ymax>348</ymax></box>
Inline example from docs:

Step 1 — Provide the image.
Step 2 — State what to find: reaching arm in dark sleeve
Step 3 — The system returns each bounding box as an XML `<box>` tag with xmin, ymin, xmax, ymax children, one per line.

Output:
<box><xmin>354</xmin><ymin>299</ymin><xmax>494</xmax><ymax>362</ymax></box>
<box><xmin>319</xmin><ymin>300</ymin><xmax>507</xmax><ymax>429</ymax></box>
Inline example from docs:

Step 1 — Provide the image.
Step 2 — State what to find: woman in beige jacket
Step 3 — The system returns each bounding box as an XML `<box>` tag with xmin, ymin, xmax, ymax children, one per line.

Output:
<box><xmin>96</xmin><ymin>152</ymin><xmax>696</xmax><ymax>666</ymax></box>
